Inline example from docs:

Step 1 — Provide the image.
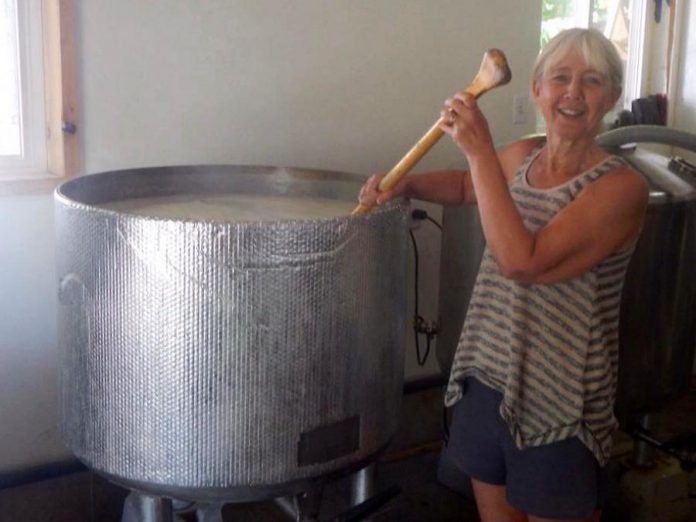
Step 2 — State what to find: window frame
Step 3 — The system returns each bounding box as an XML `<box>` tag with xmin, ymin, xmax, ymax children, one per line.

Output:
<box><xmin>622</xmin><ymin>0</ymin><xmax>649</xmax><ymax>108</ymax></box>
<box><xmin>0</xmin><ymin>0</ymin><xmax>79</xmax><ymax>194</ymax></box>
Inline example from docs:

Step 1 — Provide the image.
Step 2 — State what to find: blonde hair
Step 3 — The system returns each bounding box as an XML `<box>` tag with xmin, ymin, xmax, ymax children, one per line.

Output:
<box><xmin>533</xmin><ymin>28</ymin><xmax>623</xmax><ymax>95</ymax></box>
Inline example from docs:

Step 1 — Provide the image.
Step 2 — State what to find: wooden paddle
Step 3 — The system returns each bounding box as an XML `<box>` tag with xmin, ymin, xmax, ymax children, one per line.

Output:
<box><xmin>352</xmin><ymin>49</ymin><xmax>512</xmax><ymax>215</ymax></box>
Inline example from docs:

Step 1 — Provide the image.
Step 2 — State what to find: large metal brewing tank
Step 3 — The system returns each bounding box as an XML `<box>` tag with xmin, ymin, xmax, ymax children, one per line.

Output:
<box><xmin>54</xmin><ymin>165</ymin><xmax>409</xmax><ymax>502</ymax></box>
<box><xmin>436</xmin><ymin>126</ymin><xmax>696</xmax><ymax>424</ymax></box>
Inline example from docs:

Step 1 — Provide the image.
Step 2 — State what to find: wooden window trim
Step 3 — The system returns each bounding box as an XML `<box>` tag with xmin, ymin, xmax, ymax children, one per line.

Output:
<box><xmin>0</xmin><ymin>0</ymin><xmax>79</xmax><ymax>195</ymax></box>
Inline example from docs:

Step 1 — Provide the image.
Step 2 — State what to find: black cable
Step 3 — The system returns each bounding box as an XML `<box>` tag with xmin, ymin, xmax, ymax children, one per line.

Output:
<box><xmin>410</xmin><ymin>209</ymin><xmax>450</xmax><ymax>443</ymax></box>
<box><xmin>409</xmin><ymin>229</ymin><xmax>430</xmax><ymax>366</ymax></box>
<box><xmin>409</xmin><ymin>209</ymin><xmax>445</xmax><ymax>367</ymax></box>
<box><xmin>426</xmin><ymin>216</ymin><xmax>442</xmax><ymax>230</ymax></box>
<box><xmin>412</xmin><ymin>207</ymin><xmax>442</xmax><ymax>229</ymax></box>
<box><xmin>409</xmin><ymin>229</ymin><xmax>419</xmax><ymax>315</ymax></box>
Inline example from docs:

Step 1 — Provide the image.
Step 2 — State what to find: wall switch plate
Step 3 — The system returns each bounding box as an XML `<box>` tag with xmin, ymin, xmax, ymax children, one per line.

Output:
<box><xmin>513</xmin><ymin>94</ymin><xmax>529</xmax><ymax>124</ymax></box>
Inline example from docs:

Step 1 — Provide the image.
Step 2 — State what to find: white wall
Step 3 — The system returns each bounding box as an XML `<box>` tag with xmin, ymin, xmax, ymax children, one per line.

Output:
<box><xmin>0</xmin><ymin>193</ymin><xmax>66</xmax><ymax>472</ymax></box>
<box><xmin>79</xmin><ymin>1</ymin><xmax>539</xmax><ymax>175</ymax></box>
<box><xmin>0</xmin><ymin>0</ymin><xmax>540</xmax><ymax>474</ymax></box>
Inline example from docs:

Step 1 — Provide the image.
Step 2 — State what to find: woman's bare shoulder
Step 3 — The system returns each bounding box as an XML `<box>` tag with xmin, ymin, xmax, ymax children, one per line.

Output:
<box><xmin>591</xmin><ymin>158</ymin><xmax>648</xmax><ymax>194</ymax></box>
<box><xmin>497</xmin><ymin>136</ymin><xmax>545</xmax><ymax>180</ymax></box>
<box><xmin>578</xmin><ymin>159</ymin><xmax>649</xmax><ymax>220</ymax></box>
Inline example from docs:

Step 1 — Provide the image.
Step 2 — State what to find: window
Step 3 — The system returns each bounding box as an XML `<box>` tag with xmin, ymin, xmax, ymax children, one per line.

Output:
<box><xmin>540</xmin><ymin>0</ymin><xmax>649</xmax><ymax>111</ymax></box>
<box><xmin>0</xmin><ymin>0</ymin><xmax>78</xmax><ymax>189</ymax></box>
<box><xmin>0</xmin><ymin>0</ymin><xmax>46</xmax><ymax>178</ymax></box>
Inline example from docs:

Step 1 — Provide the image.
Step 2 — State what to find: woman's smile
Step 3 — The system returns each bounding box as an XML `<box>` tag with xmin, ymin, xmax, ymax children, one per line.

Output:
<box><xmin>557</xmin><ymin>107</ymin><xmax>585</xmax><ymax>118</ymax></box>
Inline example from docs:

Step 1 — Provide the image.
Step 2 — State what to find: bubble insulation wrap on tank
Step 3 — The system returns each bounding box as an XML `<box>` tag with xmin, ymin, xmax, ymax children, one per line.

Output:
<box><xmin>54</xmin><ymin>168</ymin><xmax>408</xmax><ymax>493</ymax></box>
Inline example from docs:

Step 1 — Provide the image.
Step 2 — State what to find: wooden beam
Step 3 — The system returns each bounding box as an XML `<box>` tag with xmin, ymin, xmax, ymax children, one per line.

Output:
<box><xmin>43</xmin><ymin>0</ymin><xmax>79</xmax><ymax>178</ymax></box>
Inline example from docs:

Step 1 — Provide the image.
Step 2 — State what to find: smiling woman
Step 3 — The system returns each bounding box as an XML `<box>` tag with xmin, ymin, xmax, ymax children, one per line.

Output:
<box><xmin>540</xmin><ymin>0</ymin><xmax>651</xmax><ymax>123</ymax></box>
<box><xmin>358</xmin><ymin>27</ymin><xmax>649</xmax><ymax>521</ymax></box>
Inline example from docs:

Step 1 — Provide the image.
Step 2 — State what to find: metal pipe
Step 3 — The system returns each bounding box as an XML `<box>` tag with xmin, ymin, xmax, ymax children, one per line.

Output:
<box><xmin>597</xmin><ymin>125</ymin><xmax>696</xmax><ymax>153</ymax></box>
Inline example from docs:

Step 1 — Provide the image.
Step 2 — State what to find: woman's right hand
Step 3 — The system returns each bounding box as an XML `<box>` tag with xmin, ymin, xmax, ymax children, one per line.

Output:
<box><xmin>358</xmin><ymin>173</ymin><xmax>408</xmax><ymax>207</ymax></box>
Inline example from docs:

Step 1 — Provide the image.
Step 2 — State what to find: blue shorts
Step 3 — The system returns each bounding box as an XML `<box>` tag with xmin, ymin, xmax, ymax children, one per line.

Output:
<box><xmin>443</xmin><ymin>377</ymin><xmax>608</xmax><ymax>520</ymax></box>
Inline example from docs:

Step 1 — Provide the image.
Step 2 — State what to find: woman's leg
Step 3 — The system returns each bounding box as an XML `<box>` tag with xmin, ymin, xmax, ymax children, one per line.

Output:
<box><xmin>472</xmin><ymin>478</ymin><xmax>602</xmax><ymax>522</ymax></box>
<box><xmin>503</xmin><ymin>434</ymin><xmax>605</xmax><ymax>520</ymax></box>
<box><xmin>471</xmin><ymin>478</ymin><xmax>526</xmax><ymax>522</ymax></box>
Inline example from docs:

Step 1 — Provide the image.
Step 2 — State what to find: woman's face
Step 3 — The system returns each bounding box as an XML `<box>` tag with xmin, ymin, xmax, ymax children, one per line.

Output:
<box><xmin>533</xmin><ymin>48</ymin><xmax>619</xmax><ymax>141</ymax></box>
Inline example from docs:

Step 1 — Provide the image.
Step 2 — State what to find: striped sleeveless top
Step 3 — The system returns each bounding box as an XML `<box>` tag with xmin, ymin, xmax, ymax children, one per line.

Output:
<box><xmin>444</xmin><ymin>145</ymin><xmax>637</xmax><ymax>465</ymax></box>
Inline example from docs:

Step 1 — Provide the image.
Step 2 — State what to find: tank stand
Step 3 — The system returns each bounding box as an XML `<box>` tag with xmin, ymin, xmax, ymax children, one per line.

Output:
<box><xmin>121</xmin><ymin>493</ymin><xmax>226</xmax><ymax>522</ymax></box>
<box><xmin>119</xmin><ymin>465</ymin><xmax>380</xmax><ymax>522</ymax></box>
<box><xmin>273</xmin><ymin>463</ymin><xmax>378</xmax><ymax>522</ymax></box>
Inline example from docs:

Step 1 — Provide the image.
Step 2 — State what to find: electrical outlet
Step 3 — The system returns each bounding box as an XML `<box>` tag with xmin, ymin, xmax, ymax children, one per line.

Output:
<box><xmin>513</xmin><ymin>94</ymin><xmax>529</xmax><ymax>125</ymax></box>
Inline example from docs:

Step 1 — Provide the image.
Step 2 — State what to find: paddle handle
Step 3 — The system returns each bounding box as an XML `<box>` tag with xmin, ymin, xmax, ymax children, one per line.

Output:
<box><xmin>351</xmin><ymin>76</ymin><xmax>494</xmax><ymax>216</ymax></box>
<box><xmin>352</xmin><ymin>120</ymin><xmax>444</xmax><ymax>215</ymax></box>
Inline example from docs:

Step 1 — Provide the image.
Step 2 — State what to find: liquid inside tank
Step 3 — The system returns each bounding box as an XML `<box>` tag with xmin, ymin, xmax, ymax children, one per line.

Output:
<box><xmin>98</xmin><ymin>194</ymin><xmax>356</xmax><ymax>221</ymax></box>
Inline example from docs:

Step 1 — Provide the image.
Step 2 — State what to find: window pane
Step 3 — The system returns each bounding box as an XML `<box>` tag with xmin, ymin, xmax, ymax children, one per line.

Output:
<box><xmin>592</xmin><ymin>0</ymin><xmax>630</xmax><ymax>108</ymax></box>
<box><xmin>541</xmin><ymin>0</ymin><xmax>578</xmax><ymax>47</ymax></box>
<box><xmin>591</xmin><ymin>0</ymin><xmax>630</xmax><ymax>59</ymax></box>
<box><xmin>0</xmin><ymin>0</ymin><xmax>21</xmax><ymax>156</ymax></box>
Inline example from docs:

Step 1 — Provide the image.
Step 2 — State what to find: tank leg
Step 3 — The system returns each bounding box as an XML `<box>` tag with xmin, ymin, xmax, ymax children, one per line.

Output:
<box><xmin>121</xmin><ymin>491</ymin><xmax>174</xmax><ymax>522</ymax></box>
<box><xmin>274</xmin><ymin>489</ymin><xmax>323</xmax><ymax>521</ymax></box>
<box><xmin>633</xmin><ymin>413</ymin><xmax>657</xmax><ymax>467</ymax></box>
<box><xmin>350</xmin><ymin>463</ymin><xmax>377</xmax><ymax>520</ymax></box>
<box><xmin>195</xmin><ymin>502</ymin><xmax>225</xmax><ymax>522</ymax></box>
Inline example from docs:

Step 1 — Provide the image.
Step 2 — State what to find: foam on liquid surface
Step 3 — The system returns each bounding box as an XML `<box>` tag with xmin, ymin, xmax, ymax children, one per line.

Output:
<box><xmin>100</xmin><ymin>194</ymin><xmax>356</xmax><ymax>222</ymax></box>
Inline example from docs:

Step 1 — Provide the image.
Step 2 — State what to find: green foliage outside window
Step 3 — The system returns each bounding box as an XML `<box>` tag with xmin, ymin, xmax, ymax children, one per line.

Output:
<box><xmin>541</xmin><ymin>0</ymin><xmax>574</xmax><ymax>47</ymax></box>
<box><xmin>541</xmin><ymin>0</ymin><xmax>612</xmax><ymax>47</ymax></box>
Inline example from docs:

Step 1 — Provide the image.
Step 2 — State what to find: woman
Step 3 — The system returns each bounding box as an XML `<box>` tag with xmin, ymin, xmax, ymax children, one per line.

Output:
<box><xmin>359</xmin><ymin>29</ymin><xmax>648</xmax><ymax>522</ymax></box>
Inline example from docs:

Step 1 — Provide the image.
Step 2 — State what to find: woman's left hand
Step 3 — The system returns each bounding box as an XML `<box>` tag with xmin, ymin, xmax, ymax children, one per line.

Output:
<box><xmin>439</xmin><ymin>93</ymin><xmax>495</xmax><ymax>159</ymax></box>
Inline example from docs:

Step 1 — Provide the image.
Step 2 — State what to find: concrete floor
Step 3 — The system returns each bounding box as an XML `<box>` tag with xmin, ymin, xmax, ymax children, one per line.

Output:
<box><xmin>0</xmin><ymin>435</ymin><xmax>478</xmax><ymax>522</ymax></box>
<box><xmin>3</xmin><ymin>386</ymin><xmax>696</xmax><ymax>522</ymax></box>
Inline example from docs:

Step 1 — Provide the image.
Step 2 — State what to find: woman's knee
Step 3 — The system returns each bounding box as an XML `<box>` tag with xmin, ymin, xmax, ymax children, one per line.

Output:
<box><xmin>471</xmin><ymin>479</ymin><xmax>526</xmax><ymax>522</ymax></box>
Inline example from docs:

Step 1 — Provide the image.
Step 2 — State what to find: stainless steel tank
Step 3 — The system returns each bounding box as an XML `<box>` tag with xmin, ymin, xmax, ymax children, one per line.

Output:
<box><xmin>54</xmin><ymin>165</ymin><xmax>409</xmax><ymax>502</ymax></box>
<box><xmin>436</xmin><ymin>126</ymin><xmax>696</xmax><ymax>423</ymax></box>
